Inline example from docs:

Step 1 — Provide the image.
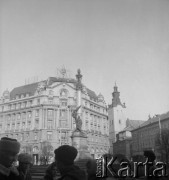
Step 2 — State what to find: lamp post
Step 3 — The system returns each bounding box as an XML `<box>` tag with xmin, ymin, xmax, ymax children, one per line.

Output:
<box><xmin>155</xmin><ymin>114</ymin><xmax>162</xmax><ymax>142</ymax></box>
<box><xmin>155</xmin><ymin>114</ymin><xmax>162</xmax><ymax>160</ymax></box>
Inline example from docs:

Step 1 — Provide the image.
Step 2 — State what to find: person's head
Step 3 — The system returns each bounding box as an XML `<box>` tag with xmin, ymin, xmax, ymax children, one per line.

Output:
<box><xmin>18</xmin><ymin>153</ymin><xmax>33</xmax><ymax>172</ymax></box>
<box><xmin>54</xmin><ymin>145</ymin><xmax>78</xmax><ymax>173</ymax></box>
<box><xmin>144</xmin><ymin>150</ymin><xmax>156</xmax><ymax>162</ymax></box>
<box><xmin>0</xmin><ymin>137</ymin><xmax>20</xmax><ymax>167</ymax></box>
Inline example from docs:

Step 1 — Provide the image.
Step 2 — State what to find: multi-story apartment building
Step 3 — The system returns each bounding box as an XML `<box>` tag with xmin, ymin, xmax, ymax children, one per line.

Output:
<box><xmin>131</xmin><ymin>111</ymin><xmax>169</xmax><ymax>160</ymax></box>
<box><xmin>0</xmin><ymin>69</ymin><xmax>109</xmax><ymax>163</ymax></box>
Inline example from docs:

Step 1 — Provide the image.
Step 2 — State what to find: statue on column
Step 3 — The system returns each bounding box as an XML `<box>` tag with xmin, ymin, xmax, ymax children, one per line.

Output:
<box><xmin>76</xmin><ymin>69</ymin><xmax>83</xmax><ymax>90</ymax></box>
<box><xmin>72</xmin><ymin>105</ymin><xmax>82</xmax><ymax>131</ymax></box>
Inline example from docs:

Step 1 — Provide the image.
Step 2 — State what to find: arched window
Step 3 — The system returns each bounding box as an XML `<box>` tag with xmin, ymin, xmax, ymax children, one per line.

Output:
<box><xmin>33</xmin><ymin>146</ymin><xmax>39</xmax><ymax>153</ymax></box>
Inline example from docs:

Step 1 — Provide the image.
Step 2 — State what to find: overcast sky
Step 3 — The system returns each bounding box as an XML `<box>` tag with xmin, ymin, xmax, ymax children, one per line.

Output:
<box><xmin>0</xmin><ymin>0</ymin><xmax>169</xmax><ymax>120</ymax></box>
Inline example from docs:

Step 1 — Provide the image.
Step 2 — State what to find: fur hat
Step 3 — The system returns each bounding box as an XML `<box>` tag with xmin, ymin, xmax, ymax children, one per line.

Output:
<box><xmin>0</xmin><ymin>137</ymin><xmax>20</xmax><ymax>154</ymax></box>
<box><xmin>54</xmin><ymin>145</ymin><xmax>78</xmax><ymax>165</ymax></box>
<box><xmin>18</xmin><ymin>153</ymin><xmax>32</xmax><ymax>164</ymax></box>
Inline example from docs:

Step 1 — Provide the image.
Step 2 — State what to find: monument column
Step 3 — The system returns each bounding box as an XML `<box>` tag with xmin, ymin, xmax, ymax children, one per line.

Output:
<box><xmin>71</xmin><ymin>69</ymin><xmax>91</xmax><ymax>160</ymax></box>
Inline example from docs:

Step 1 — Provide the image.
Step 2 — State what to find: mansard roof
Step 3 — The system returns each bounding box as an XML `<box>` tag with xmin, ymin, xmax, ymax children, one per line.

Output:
<box><xmin>9</xmin><ymin>77</ymin><xmax>100</xmax><ymax>101</ymax></box>
<box><xmin>131</xmin><ymin>111</ymin><xmax>169</xmax><ymax>132</ymax></box>
<box><xmin>86</xmin><ymin>88</ymin><xmax>98</xmax><ymax>101</ymax></box>
<box><xmin>120</xmin><ymin>119</ymin><xmax>145</xmax><ymax>132</ymax></box>
<box><xmin>10</xmin><ymin>82</ymin><xmax>39</xmax><ymax>99</ymax></box>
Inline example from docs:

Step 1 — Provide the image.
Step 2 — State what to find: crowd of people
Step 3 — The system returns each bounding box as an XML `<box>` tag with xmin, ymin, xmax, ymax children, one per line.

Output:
<box><xmin>0</xmin><ymin>137</ymin><xmax>168</xmax><ymax>180</ymax></box>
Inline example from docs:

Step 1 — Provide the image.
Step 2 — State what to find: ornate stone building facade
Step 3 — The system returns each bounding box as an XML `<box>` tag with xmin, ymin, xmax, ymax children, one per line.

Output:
<box><xmin>0</xmin><ymin>69</ymin><xmax>109</xmax><ymax>163</ymax></box>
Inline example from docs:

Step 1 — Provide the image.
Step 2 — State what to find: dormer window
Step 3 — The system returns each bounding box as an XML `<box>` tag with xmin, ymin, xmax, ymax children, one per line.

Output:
<box><xmin>60</xmin><ymin>89</ymin><xmax>68</xmax><ymax>98</ymax></box>
<box><xmin>21</xmin><ymin>94</ymin><xmax>24</xmax><ymax>98</ymax></box>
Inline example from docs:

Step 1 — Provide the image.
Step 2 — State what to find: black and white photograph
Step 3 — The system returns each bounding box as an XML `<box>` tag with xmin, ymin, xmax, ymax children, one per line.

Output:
<box><xmin>0</xmin><ymin>0</ymin><xmax>169</xmax><ymax>179</ymax></box>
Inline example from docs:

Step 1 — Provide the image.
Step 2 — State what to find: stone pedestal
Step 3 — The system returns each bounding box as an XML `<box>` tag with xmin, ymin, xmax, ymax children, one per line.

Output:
<box><xmin>71</xmin><ymin>130</ymin><xmax>92</xmax><ymax>160</ymax></box>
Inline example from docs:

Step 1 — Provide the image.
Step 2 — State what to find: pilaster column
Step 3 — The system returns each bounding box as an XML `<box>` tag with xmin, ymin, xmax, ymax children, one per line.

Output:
<box><xmin>45</xmin><ymin>108</ymin><xmax>47</xmax><ymax>129</ymax></box>
<box><xmin>25</xmin><ymin>111</ymin><xmax>28</xmax><ymax>130</ymax></box>
<box><xmin>39</xmin><ymin>108</ymin><xmax>43</xmax><ymax>129</ymax></box>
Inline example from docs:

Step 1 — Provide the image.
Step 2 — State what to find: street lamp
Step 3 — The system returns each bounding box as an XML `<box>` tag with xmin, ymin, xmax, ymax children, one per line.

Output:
<box><xmin>155</xmin><ymin>114</ymin><xmax>162</xmax><ymax>142</ymax></box>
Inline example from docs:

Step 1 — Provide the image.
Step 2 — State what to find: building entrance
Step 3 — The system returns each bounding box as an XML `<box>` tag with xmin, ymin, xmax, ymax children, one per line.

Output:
<box><xmin>33</xmin><ymin>154</ymin><xmax>38</xmax><ymax>165</ymax></box>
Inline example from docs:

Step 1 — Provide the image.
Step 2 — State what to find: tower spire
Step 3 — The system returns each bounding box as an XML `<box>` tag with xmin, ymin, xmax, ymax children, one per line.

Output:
<box><xmin>112</xmin><ymin>84</ymin><xmax>125</xmax><ymax>108</ymax></box>
<box><xmin>114</xmin><ymin>82</ymin><xmax>118</xmax><ymax>92</ymax></box>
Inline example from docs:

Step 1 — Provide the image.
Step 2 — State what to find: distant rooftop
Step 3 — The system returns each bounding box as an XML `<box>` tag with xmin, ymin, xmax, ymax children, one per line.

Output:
<box><xmin>131</xmin><ymin>111</ymin><xmax>169</xmax><ymax>131</ymax></box>
<box><xmin>120</xmin><ymin>119</ymin><xmax>145</xmax><ymax>132</ymax></box>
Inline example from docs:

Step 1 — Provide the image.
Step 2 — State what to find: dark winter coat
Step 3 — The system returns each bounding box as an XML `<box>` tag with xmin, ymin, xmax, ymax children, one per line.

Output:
<box><xmin>17</xmin><ymin>167</ymin><xmax>32</xmax><ymax>180</ymax></box>
<box><xmin>58</xmin><ymin>164</ymin><xmax>87</xmax><ymax>180</ymax></box>
<box><xmin>43</xmin><ymin>162</ymin><xmax>60</xmax><ymax>180</ymax></box>
<box><xmin>0</xmin><ymin>164</ymin><xmax>21</xmax><ymax>180</ymax></box>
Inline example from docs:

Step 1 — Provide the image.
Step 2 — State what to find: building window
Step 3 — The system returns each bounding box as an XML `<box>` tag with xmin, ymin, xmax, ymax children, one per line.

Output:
<box><xmin>27</xmin><ymin>121</ymin><xmax>31</xmax><ymax>129</ymax></box>
<box><xmin>35</xmin><ymin>109</ymin><xmax>39</xmax><ymax>117</ymax></box>
<box><xmin>12</xmin><ymin>104</ymin><xmax>16</xmax><ymax>110</ymax></box>
<box><xmin>12</xmin><ymin>123</ymin><xmax>15</xmax><ymax>130</ymax></box>
<box><xmin>59</xmin><ymin>120</ymin><xmax>67</xmax><ymax>128</ymax></box>
<box><xmin>17</xmin><ymin>114</ymin><xmax>21</xmax><ymax>120</ymax></box>
<box><xmin>15</xmin><ymin>134</ymin><xmax>18</xmax><ymax>140</ymax></box>
<box><xmin>60</xmin><ymin>109</ymin><xmax>67</xmax><ymax>119</ymax></box>
<box><xmin>17</xmin><ymin>123</ymin><xmax>20</xmax><ymax>129</ymax></box>
<box><xmin>34</xmin><ymin>132</ymin><xmax>38</xmax><ymax>140</ymax></box>
<box><xmin>17</xmin><ymin>103</ymin><xmax>21</xmax><ymax>109</ymax></box>
<box><xmin>47</xmin><ymin>120</ymin><xmax>52</xmax><ymax>129</ymax></box>
<box><xmin>8</xmin><ymin>115</ymin><xmax>11</xmax><ymax>121</ymax></box>
<box><xmin>85</xmin><ymin>121</ymin><xmax>88</xmax><ymax>129</ymax></box>
<box><xmin>28</xmin><ymin>112</ymin><xmax>32</xmax><ymax>119</ymax></box>
<box><xmin>33</xmin><ymin>146</ymin><xmax>38</xmax><ymax>153</ymax></box>
<box><xmin>8</xmin><ymin>105</ymin><xmax>11</xmax><ymax>110</ymax></box>
<box><xmin>22</xmin><ymin>113</ymin><xmax>26</xmax><ymax>120</ymax></box>
<box><xmin>86</xmin><ymin>112</ymin><xmax>88</xmax><ymax>119</ymax></box>
<box><xmin>0</xmin><ymin>124</ymin><xmax>2</xmax><ymax>130</ymax></box>
<box><xmin>22</xmin><ymin>122</ymin><xmax>25</xmax><ymax>129</ymax></box>
<box><xmin>60</xmin><ymin>100</ymin><xmax>67</xmax><ymax>107</ymax></box>
<box><xmin>26</xmin><ymin>133</ymin><xmax>29</xmax><ymax>140</ymax></box>
<box><xmin>21</xmin><ymin>134</ymin><xmax>24</xmax><ymax>141</ymax></box>
<box><xmin>47</xmin><ymin>131</ymin><xmax>52</xmax><ymax>140</ymax></box>
<box><xmin>35</xmin><ymin>120</ymin><xmax>39</xmax><ymax>128</ymax></box>
<box><xmin>22</xmin><ymin>102</ymin><xmax>26</xmax><ymax>108</ymax></box>
<box><xmin>47</xmin><ymin>109</ymin><xmax>53</xmax><ymax>119</ymax></box>
<box><xmin>119</xmin><ymin>119</ymin><xmax>121</xmax><ymax>124</ymax></box>
<box><xmin>60</xmin><ymin>131</ymin><xmax>67</xmax><ymax>145</ymax></box>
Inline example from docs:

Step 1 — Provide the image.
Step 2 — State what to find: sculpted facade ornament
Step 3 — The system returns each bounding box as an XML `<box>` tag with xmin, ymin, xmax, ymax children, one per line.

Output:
<box><xmin>72</xmin><ymin>105</ymin><xmax>82</xmax><ymax>132</ymax></box>
<box><xmin>3</xmin><ymin>89</ymin><xmax>10</xmax><ymax>99</ymax></box>
<box><xmin>37</xmin><ymin>81</ymin><xmax>47</xmax><ymax>94</ymax></box>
